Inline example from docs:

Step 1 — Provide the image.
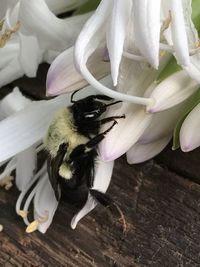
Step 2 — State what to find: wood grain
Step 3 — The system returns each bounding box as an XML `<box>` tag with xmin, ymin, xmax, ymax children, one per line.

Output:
<box><xmin>1</xmin><ymin>156</ymin><xmax>200</xmax><ymax>267</ymax></box>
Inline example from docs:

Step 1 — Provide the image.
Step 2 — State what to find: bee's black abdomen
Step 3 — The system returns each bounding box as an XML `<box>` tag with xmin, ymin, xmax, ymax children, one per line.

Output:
<box><xmin>60</xmin><ymin>181</ymin><xmax>88</xmax><ymax>207</ymax></box>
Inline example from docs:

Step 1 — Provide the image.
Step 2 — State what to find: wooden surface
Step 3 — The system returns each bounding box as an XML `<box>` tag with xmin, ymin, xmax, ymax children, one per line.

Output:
<box><xmin>1</xmin><ymin>69</ymin><xmax>200</xmax><ymax>266</ymax></box>
<box><xmin>1</xmin><ymin>153</ymin><xmax>200</xmax><ymax>267</ymax></box>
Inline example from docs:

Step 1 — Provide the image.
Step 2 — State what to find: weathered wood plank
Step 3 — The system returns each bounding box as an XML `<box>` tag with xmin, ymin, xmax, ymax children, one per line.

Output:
<box><xmin>1</xmin><ymin>156</ymin><xmax>200</xmax><ymax>267</ymax></box>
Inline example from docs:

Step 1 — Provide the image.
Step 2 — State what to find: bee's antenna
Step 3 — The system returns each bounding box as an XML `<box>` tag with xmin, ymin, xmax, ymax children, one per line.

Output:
<box><xmin>106</xmin><ymin>100</ymin><xmax>122</xmax><ymax>107</ymax></box>
<box><xmin>71</xmin><ymin>89</ymin><xmax>81</xmax><ymax>103</ymax></box>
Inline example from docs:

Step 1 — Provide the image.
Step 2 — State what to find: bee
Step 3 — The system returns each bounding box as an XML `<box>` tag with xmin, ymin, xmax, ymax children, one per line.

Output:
<box><xmin>44</xmin><ymin>91</ymin><xmax>125</xmax><ymax>211</ymax></box>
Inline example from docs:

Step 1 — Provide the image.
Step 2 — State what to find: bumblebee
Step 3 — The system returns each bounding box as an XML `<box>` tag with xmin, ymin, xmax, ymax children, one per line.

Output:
<box><xmin>44</xmin><ymin>91</ymin><xmax>125</xmax><ymax>209</ymax></box>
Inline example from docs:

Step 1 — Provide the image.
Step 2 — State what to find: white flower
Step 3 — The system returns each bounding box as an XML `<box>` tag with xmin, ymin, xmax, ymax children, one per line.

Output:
<box><xmin>73</xmin><ymin>0</ymin><xmax>200</xmax><ymax>106</ymax></box>
<box><xmin>0</xmin><ymin>0</ymin><xmax>90</xmax><ymax>87</ymax></box>
<box><xmin>47</xmin><ymin>34</ymin><xmax>195</xmax><ymax>162</ymax></box>
<box><xmin>0</xmin><ymin>86</ymin><xmax>114</xmax><ymax>233</ymax></box>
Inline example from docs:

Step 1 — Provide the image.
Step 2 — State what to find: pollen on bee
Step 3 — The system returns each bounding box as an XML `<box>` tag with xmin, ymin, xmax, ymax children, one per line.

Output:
<box><xmin>0</xmin><ymin>21</ymin><xmax>20</xmax><ymax>48</ymax></box>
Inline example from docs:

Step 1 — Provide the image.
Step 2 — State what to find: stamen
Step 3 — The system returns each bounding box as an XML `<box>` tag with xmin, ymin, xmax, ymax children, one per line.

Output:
<box><xmin>0</xmin><ymin>21</ymin><xmax>20</xmax><ymax>48</ymax></box>
<box><xmin>25</xmin><ymin>212</ymin><xmax>49</xmax><ymax>234</ymax></box>
<box><xmin>0</xmin><ymin>20</ymin><xmax>4</xmax><ymax>31</ymax></box>
<box><xmin>0</xmin><ymin>175</ymin><xmax>14</xmax><ymax>190</ymax></box>
<box><xmin>26</xmin><ymin>220</ymin><xmax>39</xmax><ymax>233</ymax></box>
<box><xmin>16</xmin><ymin>163</ymin><xmax>46</xmax><ymax>218</ymax></box>
<box><xmin>81</xmin><ymin>66</ymin><xmax>153</xmax><ymax>106</ymax></box>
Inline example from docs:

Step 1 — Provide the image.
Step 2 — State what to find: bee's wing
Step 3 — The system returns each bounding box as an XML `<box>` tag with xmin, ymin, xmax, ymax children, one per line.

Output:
<box><xmin>47</xmin><ymin>143</ymin><xmax>68</xmax><ymax>201</ymax></box>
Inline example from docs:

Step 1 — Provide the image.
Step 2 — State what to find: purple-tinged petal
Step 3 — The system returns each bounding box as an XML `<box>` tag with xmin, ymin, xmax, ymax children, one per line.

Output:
<box><xmin>146</xmin><ymin>70</ymin><xmax>198</xmax><ymax>113</ymax></box>
<box><xmin>180</xmin><ymin>103</ymin><xmax>200</xmax><ymax>152</ymax></box>
<box><xmin>126</xmin><ymin>136</ymin><xmax>171</xmax><ymax>164</ymax></box>
<box><xmin>46</xmin><ymin>47</ymin><xmax>110</xmax><ymax>96</ymax></box>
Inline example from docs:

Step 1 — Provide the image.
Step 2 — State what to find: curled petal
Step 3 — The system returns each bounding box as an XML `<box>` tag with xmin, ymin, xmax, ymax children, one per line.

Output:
<box><xmin>71</xmin><ymin>160</ymin><xmax>114</xmax><ymax>229</ymax></box>
<box><xmin>126</xmin><ymin>136</ymin><xmax>171</xmax><ymax>164</ymax></box>
<box><xmin>180</xmin><ymin>103</ymin><xmax>200</xmax><ymax>152</ymax></box>
<box><xmin>146</xmin><ymin>70</ymin><xmax>199</xmax><ymax>112</ymax></box>
<box><xmin>133</xmin><ymin>0</ymin><xmax>161</xmax><ymax>68</ymax></box>
<box><xmin>74</xmin><ymin>0</ymin><xmax>153</xmax><ymax>105</ymax></box>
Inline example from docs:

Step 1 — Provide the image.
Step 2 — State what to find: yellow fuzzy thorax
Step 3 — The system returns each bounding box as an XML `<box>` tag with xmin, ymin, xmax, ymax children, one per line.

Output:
<box><xmin>44</xmin><ymin>108</ymin><xmax>89</xmax><ymax>159</ymax></box>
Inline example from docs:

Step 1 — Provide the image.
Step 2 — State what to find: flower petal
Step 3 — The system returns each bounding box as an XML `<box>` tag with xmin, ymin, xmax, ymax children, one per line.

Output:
<box><xmin>74</xmin><ymin>0</ymin><xmax>153</xmax><ymax>105</ymax></box>
<box><xmin>71</xmin><ymin>159</ymin><xmax>114</xmax><ymax>229</ymax></box>
<box><xmin>19</xmin><ymin>33</ymin><xmax>42</xmax><ymax>77</ymax></box>
<box><xmin>126</xmin><ymin>136</ymin><xmax>171</xmax><ymax>164</ymax></box>
<box><xmin>19</xmin><ymin>0</ymin><xmax>90</xmax><ymax>50</ymax></box>
<box><xmin>47</xmin><ymin>47</ymin><xmax>110</xmax><ymax>96</ymax></box>
<box><xmin>0</xmin><ymin>87</ymin><xmax>31</xmax><ymax>118</ymax></box>
<box><xmin>99</xmin><ymin>103</ymin><xmax>152</xmax><ymax>161</ymax></box>
<box><xmin>106</xmin><ymin>0</ymin><xmax>132</xmax><ymax>85</ymax></box>
<box><xmin>0</xmin><ymin>58</ymin><xmax>24</xmax><ymax>88</ymax></box>
<box><xmin>45</xmin><ymin>0</ymin><xmax>86</xmax><ymax>15</ymax></box>
<box><xmin>180</xmin><ymin>103</ymin><xmax>200</xmax><ymax>152</ymax></box>
<box><xmin>0</xmin><ymin>42</ymin><xmax>19</xmax><ymax>69</ymax></box>
<box><xmin>169</xmin><ymin>0</ymin><xmax>190</xmax><ymax>66</ymax></box>
<box><xmin>133</xmin><ymin>0</ymin><xmax>161</xmax><ymax>68</ymax></box>
<box><xmin>146</xmin><ymin>70</ymin><xmax>199</xmax><ymax>112</ymax></box>
<box><xmin>16</xmin><ymin>146</ymin><xmax>37</xmax><ymax>191</ymax></box>
<box><xmin>141</xmin><ymin>102</ymin><xmax>187</xmax><ymax>143</ymax></box>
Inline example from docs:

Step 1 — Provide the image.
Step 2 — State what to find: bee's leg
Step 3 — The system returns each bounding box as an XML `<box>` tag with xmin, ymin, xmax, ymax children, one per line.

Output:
<box><xmin>71</xmin><ymin>89</ymin><xmax>81</xmax><ymax>103</ymax></box>
<box><xmin>90</xmin><ymin>189</ymin><xmax>127</xmax><ymax>234</ymax></box>
<box><xmin>71</xmin><ymin>92</ymin><xmax>113</xmax><ymax>104</ymax></box>
<box><xmin>99</xmin><ymin>115</ymin><xmax>125</xmax><ymax>125</ymax></box>
<box><xmin>69</xmin><ymin>120</ymin><xmax>118</xmax><ymax>162</ymax></box>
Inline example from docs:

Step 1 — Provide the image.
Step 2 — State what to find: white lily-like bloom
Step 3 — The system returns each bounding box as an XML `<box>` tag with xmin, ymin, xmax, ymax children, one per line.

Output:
<box><xmin>0</xmin><ymin>0</ymin><xmax>90</xmax><ymax>87</ymax></box>
<box><xmin>0</xmin><ymin>86</ymin><xmax>114</xmax><ymax>233</ymax></box>
<box><xmin>47</xmin><ymin>33</ymin><xmax>193</xmax><ymax>163</ymax></box>
<box><xmin>73</xmin><ymin>0</ymin><xmax>200</xmax><ymax>107</ymax></box>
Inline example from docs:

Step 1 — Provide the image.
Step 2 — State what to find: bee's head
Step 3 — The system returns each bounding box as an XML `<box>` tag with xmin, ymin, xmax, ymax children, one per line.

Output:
<box><xmin>71</xmin><ymin>96</ymin><xmax>107</xmax><ymax>121</ymax></box>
